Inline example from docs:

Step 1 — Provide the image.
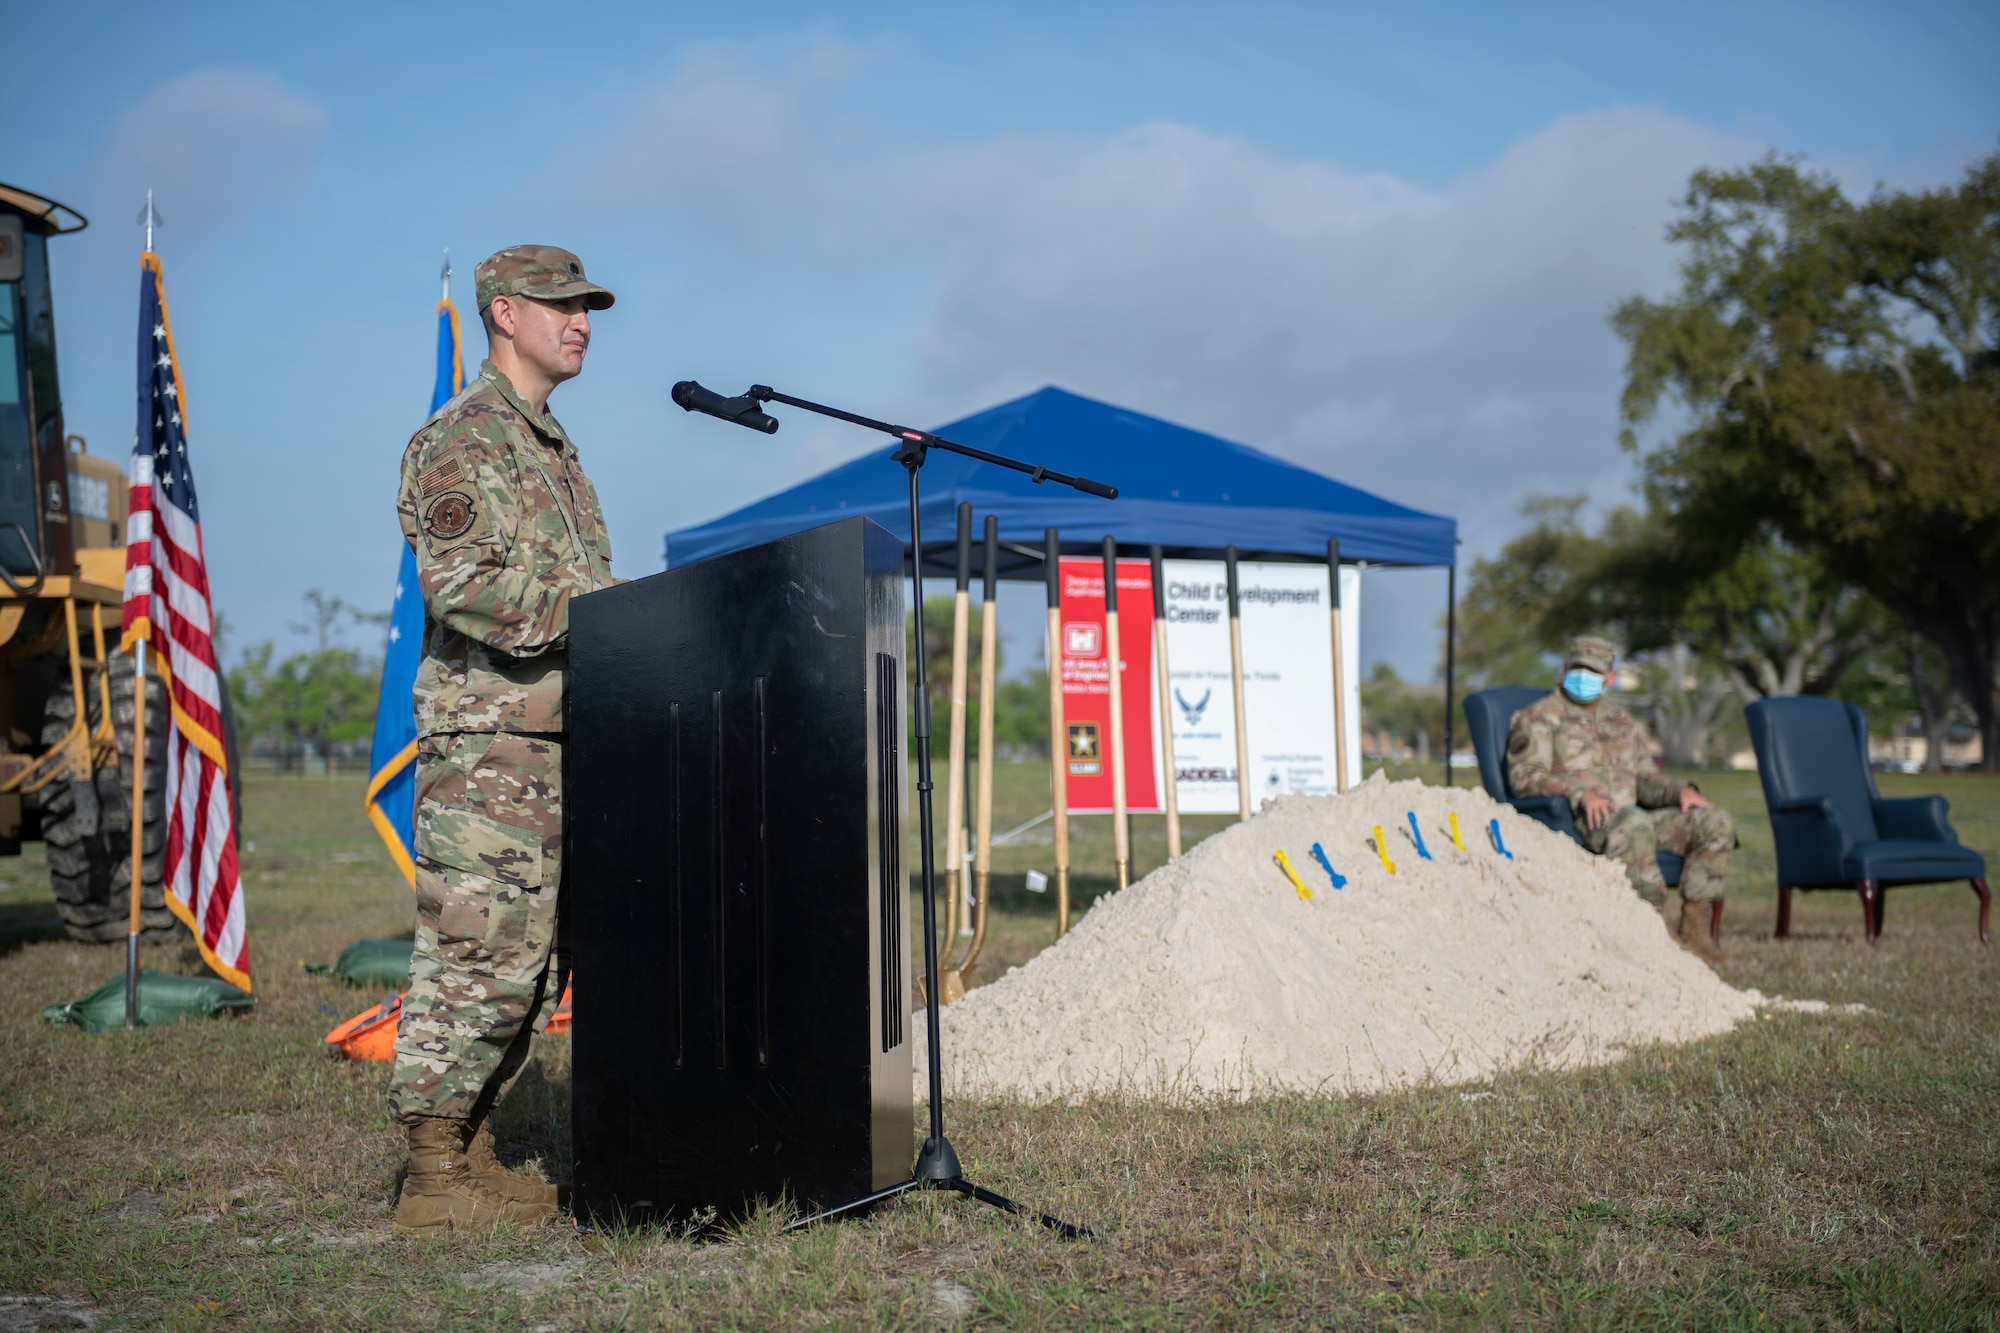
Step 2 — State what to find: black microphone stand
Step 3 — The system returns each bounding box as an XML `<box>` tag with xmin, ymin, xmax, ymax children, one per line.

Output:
<box><xmin>674</xmin><ymin>382</ymin><xmax>1110</xmax><ymax>1239</ymax></box>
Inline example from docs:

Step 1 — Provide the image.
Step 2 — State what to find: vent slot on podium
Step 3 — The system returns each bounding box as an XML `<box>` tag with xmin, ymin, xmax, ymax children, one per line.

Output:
<box><xmin>668</xmin><ymin>699</ymin><xmax>684</xmax><ymax>1070</ymax></box>
<box><xmin>710</xmin><ymin>689</ymin><xmax>726</xmax><ymax>1071</ymax></box>
<box><xmin>753</xmin><ymin>674</ymin><xmax>770</xmax><ymax>1069</ymax></box>
<box><xmin>876</xmin><ymin>651</ymin><xmax>903</xmax><ymax>1053</ymax></box>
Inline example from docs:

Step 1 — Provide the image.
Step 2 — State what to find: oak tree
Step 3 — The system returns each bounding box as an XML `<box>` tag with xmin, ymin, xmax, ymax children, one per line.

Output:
<box><xmin>1615</xmin><ymin>154</ymin><xmax>2000</xmax><ymax>766</ymax></box>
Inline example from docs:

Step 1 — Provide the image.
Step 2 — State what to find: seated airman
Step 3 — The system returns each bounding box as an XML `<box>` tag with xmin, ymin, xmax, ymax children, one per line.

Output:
<box><xmin>1507</xmin><ymin>636</ymin><xmax>1732</xmax><ymax>964</ymax></box>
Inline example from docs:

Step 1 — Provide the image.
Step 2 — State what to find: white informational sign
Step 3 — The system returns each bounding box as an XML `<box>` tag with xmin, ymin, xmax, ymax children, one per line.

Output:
<box><xmin>1160</xmin><ymin>560</ymin><xmax>1362</xmax><ymax>813</ymax></box>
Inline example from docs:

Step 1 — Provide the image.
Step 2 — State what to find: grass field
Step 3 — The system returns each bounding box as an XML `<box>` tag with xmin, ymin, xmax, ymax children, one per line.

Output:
<box><xmin>1</xmin><ymin>763</ymin><xmax>1996</xmax><ymax>1329</ymax></box>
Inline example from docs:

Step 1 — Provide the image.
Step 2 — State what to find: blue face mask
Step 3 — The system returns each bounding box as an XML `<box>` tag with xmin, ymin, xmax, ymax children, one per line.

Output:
<box><xmin>1562</xmin><ymin>669</ymin><xmax>1605</xmax><ymax>703</ymax></box>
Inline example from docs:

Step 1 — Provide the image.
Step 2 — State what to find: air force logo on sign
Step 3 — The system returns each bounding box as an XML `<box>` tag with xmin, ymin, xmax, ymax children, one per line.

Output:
<box><xmin>1063</xmin><ymin>622</ymin><xmax>1101</xmax><ymax>657</ymax></box>
<box><xmin>1174</xmin><ymin>687</ymin><xmax>1211</xmax><ymax>726</ymax></box>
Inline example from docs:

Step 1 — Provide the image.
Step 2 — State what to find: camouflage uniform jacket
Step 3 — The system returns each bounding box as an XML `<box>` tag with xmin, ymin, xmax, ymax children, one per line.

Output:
<box><xmin>398</xmin><ymin>359</ymin><xmax>615</xmax><ymax>737</ymax></box>
<box><xmin>1505</xmin><ymin>692</ymin><xmax>1686</xmax><ymax>814</ymax></box>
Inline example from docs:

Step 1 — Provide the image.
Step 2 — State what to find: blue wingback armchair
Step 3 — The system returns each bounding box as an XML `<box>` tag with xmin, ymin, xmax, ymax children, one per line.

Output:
<box><xmin>1745</xmin><ymin>696</ymin><xmax>1989</xmax><ymax>945</ymax></box>
<box><xmin>1463</xmin><ymin>687</ymin><xmax>1686</xmax><ymax>888</ymax></box>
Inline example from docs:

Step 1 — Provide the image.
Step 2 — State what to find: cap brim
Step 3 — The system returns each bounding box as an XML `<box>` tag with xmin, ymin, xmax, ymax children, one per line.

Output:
<box><xmin>519</xmin><ymin>279</ymin><xmax>616</xmax><ymax>310</ymax></box>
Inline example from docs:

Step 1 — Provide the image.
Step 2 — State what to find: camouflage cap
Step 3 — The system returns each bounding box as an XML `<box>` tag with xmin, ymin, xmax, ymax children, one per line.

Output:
<box><xmin>1565</xmin><ymin>636</ymin><xmax>1619</xmax><ymax>675</ymax></box>
<box><xmin>475</xmin><ymin>246</ymin><xmax>615</xmax><ymax>312</ymax></box>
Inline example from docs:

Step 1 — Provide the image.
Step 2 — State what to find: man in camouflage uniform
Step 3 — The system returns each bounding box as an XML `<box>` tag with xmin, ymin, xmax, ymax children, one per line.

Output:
<box><xmin>1507</xmin><ymin>636</ymin><xmax>1733</xmax><ymax>965</ymax></box>
<box><xmin>388</xmin><ymin>247</ymin><xmax>617</xmax><ymax>1231</ymax></box>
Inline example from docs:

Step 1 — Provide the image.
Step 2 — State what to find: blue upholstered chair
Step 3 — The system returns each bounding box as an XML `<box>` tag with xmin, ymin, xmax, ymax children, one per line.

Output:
<box><xmin>1745</xmin><ymin>696</ymin><xmax>1990</xmax><ymax>945</ymax></box>
<box><xmin>1463</xmin><ymin>687</ymin><xmax>1687</xmax><ymax>889</ymax></box>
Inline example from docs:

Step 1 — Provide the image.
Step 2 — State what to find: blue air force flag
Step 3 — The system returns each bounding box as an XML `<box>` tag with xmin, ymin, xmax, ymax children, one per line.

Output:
<box><xmin>364</xmin><ymin>296</ymin><xmax>464</xmax><ymax>885</ymax></box>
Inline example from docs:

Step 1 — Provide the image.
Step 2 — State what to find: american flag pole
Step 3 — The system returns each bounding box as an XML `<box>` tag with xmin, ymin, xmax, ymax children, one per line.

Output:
<box><xmin>125</xmin><ymin>191</ymin><xmax>160</xmax><ymax>1028</ymax></box>
<box><xmin>126</xmin><ymin>635</ymin><xmax>148</xmax><ymax>1028</ymax></box>
<box><xmin>123</xmin><ymin>191</ymin><xmax>250</xmax><ymax>1008</ymax></box>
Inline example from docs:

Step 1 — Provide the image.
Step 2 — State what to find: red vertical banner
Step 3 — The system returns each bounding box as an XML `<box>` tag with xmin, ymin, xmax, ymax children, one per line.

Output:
<box><xmin>1058</xmin><ymin>556</ymin><xmax>1160</xmax><ymax>813</ymax></box>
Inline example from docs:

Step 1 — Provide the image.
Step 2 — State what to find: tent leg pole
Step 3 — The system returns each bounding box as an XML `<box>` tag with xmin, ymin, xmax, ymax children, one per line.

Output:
<box><xmin>1328</xmin><ymin>539</ymin><xmax>1347</xmax><ymax>795</ymax></box>
<box><xmin>1151</xmin><ymin>545</ymin><xmax>1180</xmax><ymax>858</ymax></box>
<box><xmin>1443</xmin><ymin>564</ymin><xmax>1456</xmax><ymax>789</ymax></box>
<box><xmin>1226</xmin><ymin>546</ymin><xmax>1251</xmax><ymax>822</ymax></box>
<box><xmin>1103</xmin><ymin>538</ymin><xmax>1129</xmax><ymax>892</ymax></box>
<box><xmin>1044</xmin><ymin>530</ymin><xmax>1071</xmax><ymax>937</ymax></box>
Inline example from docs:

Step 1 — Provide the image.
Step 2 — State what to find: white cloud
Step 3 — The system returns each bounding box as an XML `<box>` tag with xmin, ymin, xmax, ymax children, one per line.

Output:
<box><xmin>895</xmin><ymin>108</ymin><xmax>1751</xmax><ymax>552</ymax></box>
<box><xmin>577</xmin><ymin>46</ymin><xmax>1752</xmax><ymax>566</ymax></box>
<box><xmin>580</xmin><ymin>35</ymin><xmax>892</xmax><ymax>251</ymax></box>
<box><xmin>91</xmin><ymin>67</ymin><xmax>328</xmax><ymax>240</ymax></box>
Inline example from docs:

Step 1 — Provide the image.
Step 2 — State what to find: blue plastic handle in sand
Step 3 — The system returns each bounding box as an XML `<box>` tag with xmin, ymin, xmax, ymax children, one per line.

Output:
<box><xmin>1308</xmin><ymin>842</ymin><xmax>1346</xmax><ymax>890</ymax></box>
<box><xmin>1489</xmin><ymin>818</ymin><xmax>1513</xmax><ymax>859</ymax></box>
<box><xmin>1406</xmin><ymin>811</ymin><xmax>1433</xmax><ymax>861</ymax></box>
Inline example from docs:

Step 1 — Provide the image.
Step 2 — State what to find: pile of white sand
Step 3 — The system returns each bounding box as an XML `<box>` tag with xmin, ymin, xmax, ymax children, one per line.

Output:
<box><xmin>915</xmin><ymin>773</ymin><xmax>1757</xmax><ymax>1100</ymax></box>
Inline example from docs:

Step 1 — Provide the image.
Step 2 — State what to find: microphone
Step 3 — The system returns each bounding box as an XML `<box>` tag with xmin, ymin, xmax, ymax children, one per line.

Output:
<box><xmin>672</xmin><ymin>381</ymin><xmax>780</xmax><ymax>434</ymax></box>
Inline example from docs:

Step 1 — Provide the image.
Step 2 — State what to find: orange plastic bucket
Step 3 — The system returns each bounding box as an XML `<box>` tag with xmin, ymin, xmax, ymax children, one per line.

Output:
<box><xmin>545</xmin><ymin>983</ymin><xmax>573</xmax><ymax>1034</ymax></box>
<box><xmin>325</xmin><ymin>983</ymin><xmax>572</xmax><ymax>1059</ymax></box>
<box><xmin>325</xmin><ymin>992</ymin><xmax>403</xmax><ymax>1061</ymax></box>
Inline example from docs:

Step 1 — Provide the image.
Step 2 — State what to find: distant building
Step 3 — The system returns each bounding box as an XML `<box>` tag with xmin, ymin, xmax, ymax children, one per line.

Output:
<box><xmin>1871</xmin><ymin>719</ymin><xmax>1983</xmax><ymax>771</ymax></box>
<box><xmin>1726</xmin><ymin>716</ymin><xmax>1984</xmax><ymax>772</ymax></box>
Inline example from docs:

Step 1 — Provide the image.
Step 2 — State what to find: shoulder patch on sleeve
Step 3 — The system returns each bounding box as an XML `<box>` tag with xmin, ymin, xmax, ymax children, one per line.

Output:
<box><xmin>425</xmin><ymin>491</ymin><xmax>477</xmax><ymax>542</ymax></box>
<box><xmin>419</xmin><ymin>457</ymin><xmax>465</xmax><ymax>498</ymax></box>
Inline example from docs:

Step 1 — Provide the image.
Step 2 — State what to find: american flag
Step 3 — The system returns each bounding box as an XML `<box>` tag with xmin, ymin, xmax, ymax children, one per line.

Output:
<box><xmin>122</xmin><ymin>251</ymin><xmax>250</xmax><ymax>992</ymax></box>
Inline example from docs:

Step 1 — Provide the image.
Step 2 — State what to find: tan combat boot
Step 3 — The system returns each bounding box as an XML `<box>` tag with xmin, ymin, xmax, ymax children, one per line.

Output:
<box><xmin>393</xmin><ymin>1119</ymin><xmax>556</xmax><ymax>1232</ymax></box>
<box><xmin>465</xmin><ymin>1116</ymin><xmax>559</xmax><ymax>1209</ymax></box>
<box><xmin>1675</xmin><ymin>899</ymin><xmax>1732</xmax><ymax>965</ymax></box>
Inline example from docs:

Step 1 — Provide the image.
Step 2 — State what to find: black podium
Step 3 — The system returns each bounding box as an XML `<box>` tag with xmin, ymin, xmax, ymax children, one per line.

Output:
<box><xmin>568</xmin><ymin>517</ymin><xmax>913</xmax><ymax>1225</ymax></box>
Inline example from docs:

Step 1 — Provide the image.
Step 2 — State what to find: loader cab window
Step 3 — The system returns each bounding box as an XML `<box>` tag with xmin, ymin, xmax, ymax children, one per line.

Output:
<box><xmin>0</xmin><ymin>285</ymin><xmax>23</xmax><ymax>409</ymax></box>
<box><xmin>0</xmin><ymin>280</ymin><xmax>39</xmax><ymax>574</ymax></box>
<box><xmin>0</xmin><ymin>210</ymin><xmax>46</xmax><ymax>576</ymax></box>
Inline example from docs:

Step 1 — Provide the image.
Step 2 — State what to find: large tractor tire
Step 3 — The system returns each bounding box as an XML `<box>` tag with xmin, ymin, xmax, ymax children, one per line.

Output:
<box><xmin>35</xmin><ymin>653</ymin><xmax>173</xmax><ymax>943</ymax></box>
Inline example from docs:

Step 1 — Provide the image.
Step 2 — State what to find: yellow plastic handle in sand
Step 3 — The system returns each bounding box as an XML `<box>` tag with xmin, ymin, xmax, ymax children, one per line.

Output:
<box><xmin>1448</xmin><ymin>812</ymin><xmax>1466</xmax><ymax>851</ymax></box>
<box><xmin>1273</xmin><ymin>848</ymin><xmax>1315</xmax><ymax>901</ymax></box>
<box><xmin>1372</xmin><ymin>825</ymin><xmax>1397</xmax><ymax>875</ymax></box>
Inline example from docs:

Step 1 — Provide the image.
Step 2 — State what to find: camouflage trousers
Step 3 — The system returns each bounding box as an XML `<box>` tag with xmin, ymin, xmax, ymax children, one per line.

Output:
<box><xmin>387</xmin><ymin>731</ymin><xmax>567</xmax><ymax>1125</ymax></box>
<box><xmin>1583</xmin><ymin>804</ymin><xmax>1734</xmax><ymax>906</ymax></box>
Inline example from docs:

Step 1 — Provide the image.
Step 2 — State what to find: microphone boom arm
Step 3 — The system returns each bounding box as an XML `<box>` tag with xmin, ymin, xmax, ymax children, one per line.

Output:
<box><xmin>673</xmin><ymin>380</ymin><xmax>1118</xmax><ymax>500</ymax></box>
<box><xmin>754</xmin><ymin>385</ymin><xmax>1118</xmax><ymax>498</ymax></box>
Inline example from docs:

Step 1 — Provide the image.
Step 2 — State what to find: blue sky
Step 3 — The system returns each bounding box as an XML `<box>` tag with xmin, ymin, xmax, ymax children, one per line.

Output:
<box><xmin>7</xmin><ymin>1</ymin><xmax>1996</xmax><ymax>679</ymax></box>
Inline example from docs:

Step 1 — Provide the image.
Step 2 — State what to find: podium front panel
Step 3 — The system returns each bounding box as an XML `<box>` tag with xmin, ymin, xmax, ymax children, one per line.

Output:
<box><xmin>569</xmin><ymin>517</ymin><xmax>911</xmax><ymax>1223</ymax></box>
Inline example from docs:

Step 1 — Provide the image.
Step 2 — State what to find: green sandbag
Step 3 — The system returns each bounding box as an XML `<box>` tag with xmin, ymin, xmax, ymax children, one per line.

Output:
<box><xmin>304</xmin><ymin>938</ymin><xmax>415</xmax><ymax>986</ymax></box>
<box><xmin>331</xmin><ymin>938</ymin><xmax>414</xmax><ymax>988</ymax></box>
<box><xmin>42</xmin><ymin>969</ymin><xmax>255</xmax><ymax>1033</ymax></box>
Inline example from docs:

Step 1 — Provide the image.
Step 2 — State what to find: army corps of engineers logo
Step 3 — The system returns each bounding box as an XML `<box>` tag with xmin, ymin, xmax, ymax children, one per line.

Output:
<box><xmin>1066</xmin><ymin>722</ymin><xmax>1100</xmax><ymax>775</ymax></box>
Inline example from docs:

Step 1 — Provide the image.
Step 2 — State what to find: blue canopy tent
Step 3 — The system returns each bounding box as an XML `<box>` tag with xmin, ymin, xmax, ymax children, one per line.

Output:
<box><xmin>666</xmin><ymin>386</ymin><xmax>1454</xmax><ymax>574</ymax></box>
<box><xmin>664</xmin><ymin>386</ymin><xmax>1461</xmax><ymax>774</ymax></box>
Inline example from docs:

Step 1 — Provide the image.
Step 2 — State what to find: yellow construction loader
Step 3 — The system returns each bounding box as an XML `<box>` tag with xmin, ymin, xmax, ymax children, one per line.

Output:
<box><xmin>0</xmin><ymin>181</ymin><xmax>238</xmax><ymax>942</ymax></box>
